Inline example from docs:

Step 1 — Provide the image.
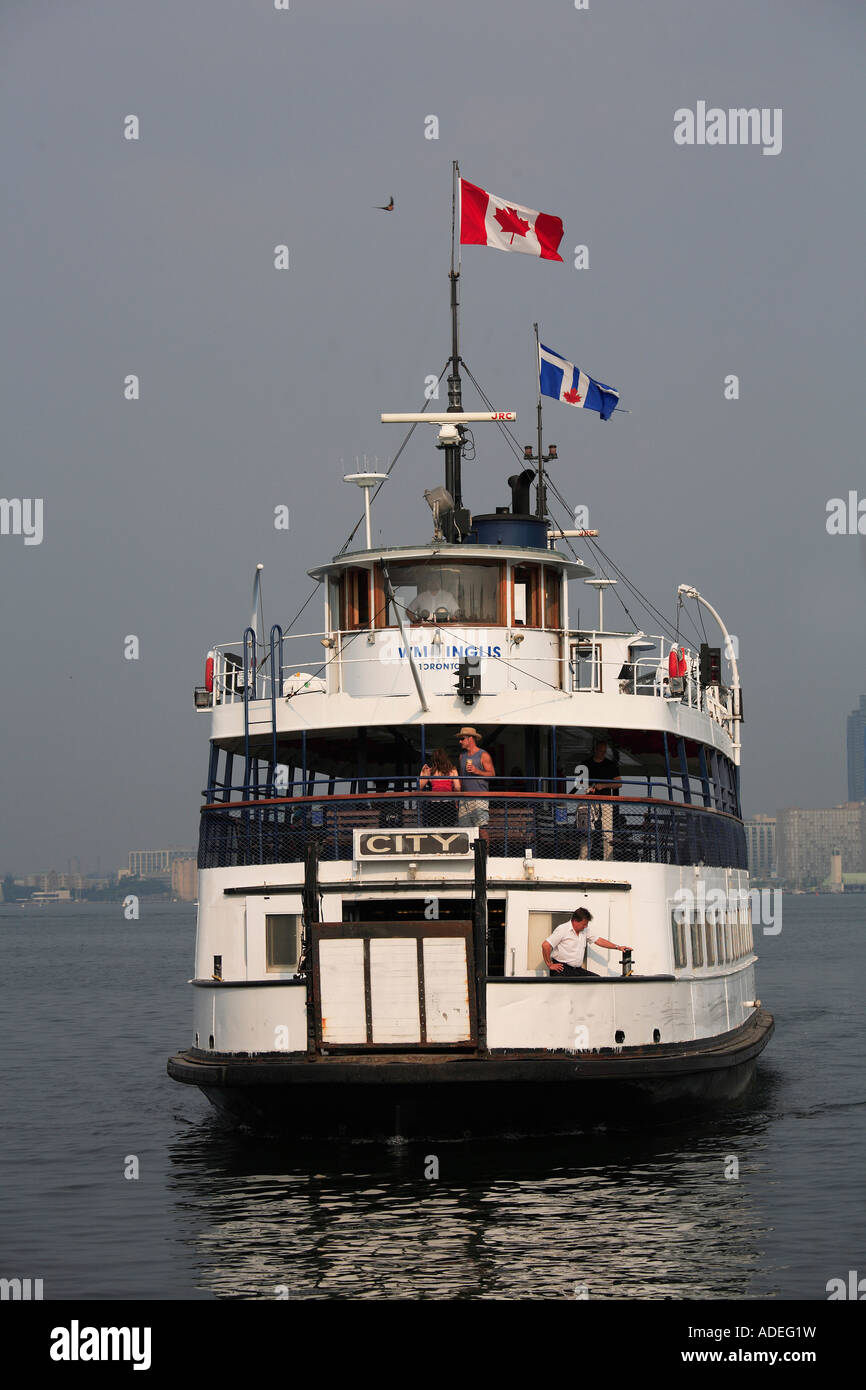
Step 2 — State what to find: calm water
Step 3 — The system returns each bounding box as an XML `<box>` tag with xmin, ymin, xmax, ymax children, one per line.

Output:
<box><xmin>1</xmin><ymin>896</ymin><xmax>864</xmax><ymax>1300</ymax></box>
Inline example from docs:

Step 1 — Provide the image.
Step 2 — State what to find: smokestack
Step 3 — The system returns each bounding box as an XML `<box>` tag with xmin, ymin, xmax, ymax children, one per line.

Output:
<box><xmin>508</xmin><ymin>468</ymin><xmax>536</xmax><ymax>516</ymax></box>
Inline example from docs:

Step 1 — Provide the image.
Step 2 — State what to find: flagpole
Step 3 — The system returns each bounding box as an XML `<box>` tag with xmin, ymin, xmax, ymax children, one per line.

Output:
<box><xmin>533</xmin><ymin>323</ymin><xmax>547</xmax><ymax>519</ymax></box>
<box><xmin>445</xmin><ymin>160</ymin><xmax>464</xmax><ymax>539</ymax></box>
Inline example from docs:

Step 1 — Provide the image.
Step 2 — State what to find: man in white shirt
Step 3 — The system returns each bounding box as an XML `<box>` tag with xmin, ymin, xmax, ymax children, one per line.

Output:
<box><xmin>541</xmin><ymin>908</ymin><xmax>631</xmax><ymax>977</ymax></box>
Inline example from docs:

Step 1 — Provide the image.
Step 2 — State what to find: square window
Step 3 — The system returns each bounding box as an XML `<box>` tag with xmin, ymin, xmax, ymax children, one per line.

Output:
<box><xmin>266</xmin><ymin>914</ymin><xmax>301</xmax><ymax>972</ymax></box>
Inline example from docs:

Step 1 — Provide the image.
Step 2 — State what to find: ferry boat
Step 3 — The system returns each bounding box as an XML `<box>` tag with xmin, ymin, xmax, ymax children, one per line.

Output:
<box><xmin>168</xmin><ymin>176</ymin><xmax>773</xmax><ymax>1138</ymax></box>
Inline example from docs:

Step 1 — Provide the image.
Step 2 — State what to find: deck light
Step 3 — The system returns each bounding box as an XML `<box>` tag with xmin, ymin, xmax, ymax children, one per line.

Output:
<box><xmin>424</xmin><ymin>486</ymin><xmax>454</xmax><ymax>540</ymax></box>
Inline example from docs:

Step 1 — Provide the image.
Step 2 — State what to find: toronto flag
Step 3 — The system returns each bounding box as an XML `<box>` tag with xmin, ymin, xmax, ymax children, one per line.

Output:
<box><xmin>539</xmin><ymin>343</ymin><xmax>620</xmax><ymax>421</ymax></box>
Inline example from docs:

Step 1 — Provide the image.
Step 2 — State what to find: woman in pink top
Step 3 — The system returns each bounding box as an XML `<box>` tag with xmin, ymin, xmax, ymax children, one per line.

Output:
<box><xmin>419</xmin><ymin>748</ymin><xmax>461</xmax><ymax>793</ymax></box>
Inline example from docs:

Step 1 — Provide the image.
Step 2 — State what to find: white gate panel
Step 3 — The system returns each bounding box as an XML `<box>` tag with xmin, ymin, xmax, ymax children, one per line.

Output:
<box><xmin>319</xmin><ymin>939</ymin><xmax>367</xmax><ymax>1043</ymax></box>
<box><xmin>423</xmin><ymin>937</ymin><xmax>471</xmax><ymax>1042</ymax></box>
<box><xmin>370</xmin><ymin>938</ymin><xmax>422</xmax><ymax>1043</ymax></box>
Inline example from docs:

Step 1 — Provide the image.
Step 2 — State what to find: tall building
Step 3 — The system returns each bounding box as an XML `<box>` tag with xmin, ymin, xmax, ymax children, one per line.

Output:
<box><xmin>128</xmin><ymin>848</ymin><xmax>195</xmax><ymax>879</ymax></box>
<box><xmin>745</xmin><ymin>815</ymin><xmax>776</xmax><ymax>880</ymax></box>
<box><xmin>776</xmin><ymin>804</ymin><xmax>864</xmax><ymax>888</ymax></box>
<box><xmin>171</xmin><ymin>857</ymin><xmax>197</xmax><ymax>902</ymax></box>
<box><xmin>847</xmin><ymin>695</ymin><xmax>866</xmax><ymax>802</ymax></box>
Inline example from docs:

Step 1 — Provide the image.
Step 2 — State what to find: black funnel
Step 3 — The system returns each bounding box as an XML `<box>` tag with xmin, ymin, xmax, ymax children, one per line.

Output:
<box><xmin>508</xmin><ymin>468</ymin><xmax>536</xmax><ymax>516</ymax></box>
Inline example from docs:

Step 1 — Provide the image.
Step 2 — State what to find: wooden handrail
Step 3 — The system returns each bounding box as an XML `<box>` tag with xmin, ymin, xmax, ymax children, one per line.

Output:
<box><xmin>200</xmin><ymin>790</ymin><xmax>745</xmax><ymax>824</ymax></box>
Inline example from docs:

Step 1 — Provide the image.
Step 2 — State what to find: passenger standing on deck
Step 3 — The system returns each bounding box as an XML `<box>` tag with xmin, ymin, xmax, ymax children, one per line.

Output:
<box><xmin>542</xmin><ymin>908</ymin><xmax>631</xmax><ymax>977</ymax></box>
<box><xmin>586</xmin><ymin>736</ymin><xmax>621</xmax><ymax>860</ymax></box>
<box><xmin>456</xmin><ymin>727</ymin><xmax>495</xmax><ymax>842</ymax></box>
<box><xmin>420</xmin><ymin>747</ymin><xmax>461</xmax><ymax>827</ymax></box>
<box><xmin>419</xmin><ymin>747</ymin><xmax>461</xmax><ymax>793</ymax></box>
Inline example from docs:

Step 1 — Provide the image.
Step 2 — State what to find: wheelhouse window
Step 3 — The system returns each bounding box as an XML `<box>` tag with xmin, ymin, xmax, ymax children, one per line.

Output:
<box><xmin>383</xmin><ymin>561</ymin><xmax>502</xmax><ymax>625</ymax></box>
<box><xmin>512</xmin><ymin>564</ymin><xmax>540</xmax><ymax>627</ymax></box>
<box><xmin>543</xmin><ymin>566</ymin><xmax>561</xmax><ymax>629</ymax></box>
<box><xmin>341</xmin><ymin>567</ymin><xmax>371</xmax><ymax>630</ymax></box>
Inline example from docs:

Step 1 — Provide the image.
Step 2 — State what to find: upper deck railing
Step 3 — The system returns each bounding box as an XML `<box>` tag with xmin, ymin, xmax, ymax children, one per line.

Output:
<box><xmin>198</xmin><ymin>790</ymin><xmax>747</xmax><ymax>872</ymax></box>
<box><xmin>202</xmin><ymin>626</ymin><xmax>738</xmax><ymax>735</ymax></box>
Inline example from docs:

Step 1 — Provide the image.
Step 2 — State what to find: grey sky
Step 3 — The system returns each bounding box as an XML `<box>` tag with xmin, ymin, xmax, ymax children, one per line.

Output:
<box><xmin>1</xmin><ymin>0</ymin><xmax>864</xmax><ymax>873</ymax></box>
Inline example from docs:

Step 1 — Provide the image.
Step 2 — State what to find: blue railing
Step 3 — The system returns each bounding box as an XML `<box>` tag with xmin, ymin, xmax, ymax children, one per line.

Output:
<box><xmin>198</xmin><ymin>792</ymin><xmax>747</xmax><ymax>871</ymax></box>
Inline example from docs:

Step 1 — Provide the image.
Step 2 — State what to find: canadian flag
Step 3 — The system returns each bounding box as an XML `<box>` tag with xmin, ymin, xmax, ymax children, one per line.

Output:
<box><xmin>459</xmin><ymin>178</ymin><xmax>564</xmax><ymax>262</ymax></box>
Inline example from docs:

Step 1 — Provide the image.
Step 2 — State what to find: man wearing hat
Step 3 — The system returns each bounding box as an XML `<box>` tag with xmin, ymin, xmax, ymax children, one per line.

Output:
<box><xmin>456</xmin><ymin>727</ymin><xmax>495</xmax><ymax>841</ymax></box>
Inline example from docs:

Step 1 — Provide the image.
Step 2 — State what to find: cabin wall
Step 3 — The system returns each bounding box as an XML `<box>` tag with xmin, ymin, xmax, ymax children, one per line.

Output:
<box><xmin>191</xmin><ymin>864</ymin><xmax>758</xmax><ymax>1053</ymax></box>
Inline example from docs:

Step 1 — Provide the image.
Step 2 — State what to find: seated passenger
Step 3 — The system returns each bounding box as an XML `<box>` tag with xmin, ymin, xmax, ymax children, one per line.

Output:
<box><xmin>541</xmin><ymin>908</ymin><xmax>631</xmax><ymax>977</ymax></box>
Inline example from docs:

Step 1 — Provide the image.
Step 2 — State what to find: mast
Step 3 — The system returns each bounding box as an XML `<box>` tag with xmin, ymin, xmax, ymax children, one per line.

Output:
<box><xmin>526</xmin><ymin>325</ymin><xmax>556</xmax><ymax>519</ymax></box>
<box><xmin>534</xmin><ymin>323</ymin><xmax>546</xmax><ymax>519</ymax></box>
<box><xmin>445</xmin><ymin>160</ymin><xmax>464</xmax><ymax>541</ymax></box>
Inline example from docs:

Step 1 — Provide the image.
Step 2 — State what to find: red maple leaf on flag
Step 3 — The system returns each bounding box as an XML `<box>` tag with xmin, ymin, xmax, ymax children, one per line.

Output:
<box><xmin>563</xmin><ymin>387</ymin><xmax>582</xmax><ymax>404</ymax></box>
<box><xmin>493</xmin><ymin>204</ymin><xmax>531</xmax><ymax>243</ymax></box>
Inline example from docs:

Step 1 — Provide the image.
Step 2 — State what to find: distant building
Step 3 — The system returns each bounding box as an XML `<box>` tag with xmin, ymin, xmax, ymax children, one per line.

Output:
<box><xmin>128</xmin><ymin>848</ymin><xmax>195</xmax><ymax>879</ymax></box>
<box><xmin>745</xmin><ymin>815</ymin><xmax>776</xmax><ymax>880</ymax></box>
<box><xmin>847</xmin><ymin>695</ymin><xmax>866</xmax><ymax>803</ymax></box>
<box><xmin>171</xmin><ymin>857</ymin><xmax>197</xmax><ymax>902</ymax></box>
<box><xmin>776</xmin><ymin>804</ymin><xmax>864</xmax><ymax>889</ymax></box>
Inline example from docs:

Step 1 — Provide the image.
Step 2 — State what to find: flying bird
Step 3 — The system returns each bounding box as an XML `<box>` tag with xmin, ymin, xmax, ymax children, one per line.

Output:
<box><xmin>376</xmin><ymin>196</ymin><xmax>395</xmax><ymax>211</ymax></box>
